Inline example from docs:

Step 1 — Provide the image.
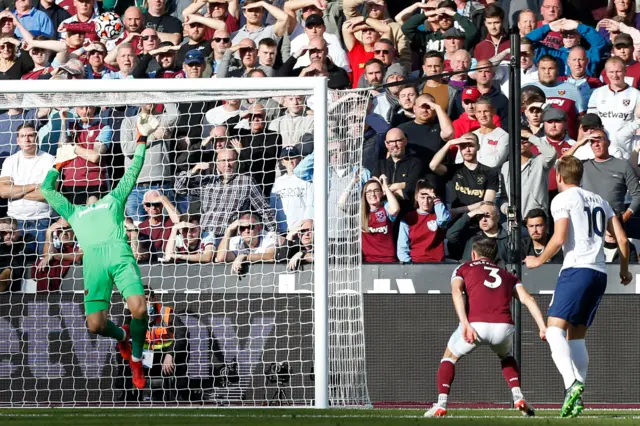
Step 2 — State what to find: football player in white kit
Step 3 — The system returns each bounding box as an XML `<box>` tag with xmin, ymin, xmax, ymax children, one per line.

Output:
<box><xmin>525</xmin><ymin>155</ymin><xmax>633</xmax><ymax>417</ymax></box>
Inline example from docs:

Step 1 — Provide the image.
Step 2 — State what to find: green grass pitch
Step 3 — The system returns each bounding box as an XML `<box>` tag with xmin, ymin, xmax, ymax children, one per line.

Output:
<box><xmin>1</xmin><ymin>409</ymin><xmax>640</xmax><ymax>425</ymax></box>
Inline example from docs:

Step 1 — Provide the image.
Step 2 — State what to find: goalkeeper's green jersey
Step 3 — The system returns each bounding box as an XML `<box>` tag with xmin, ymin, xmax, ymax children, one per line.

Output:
<box><xmin>41</xmin><ymin>144</ymin><xmax>146</xmax><ymax>249</ymax></box>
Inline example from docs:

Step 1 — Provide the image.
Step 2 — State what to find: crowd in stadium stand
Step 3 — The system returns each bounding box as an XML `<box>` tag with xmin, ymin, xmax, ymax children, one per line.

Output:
<box><xmin>2</xmin><ymin>0</ymin><xmax>640</xmax><ymax>291</ymax></box>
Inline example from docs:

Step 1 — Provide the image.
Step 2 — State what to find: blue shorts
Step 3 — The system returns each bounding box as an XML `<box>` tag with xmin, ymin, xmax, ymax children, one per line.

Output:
<box><xmin>548</xmin><ymin>268</ymin><xmax>607</xmax><ymax>327</ymax></box>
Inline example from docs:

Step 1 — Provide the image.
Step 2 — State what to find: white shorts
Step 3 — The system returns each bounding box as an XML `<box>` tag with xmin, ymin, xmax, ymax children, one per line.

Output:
<box><xmin>447</xmin><ymin>322</ymin><xmax>515</xmax><ymax>359</ymax></box>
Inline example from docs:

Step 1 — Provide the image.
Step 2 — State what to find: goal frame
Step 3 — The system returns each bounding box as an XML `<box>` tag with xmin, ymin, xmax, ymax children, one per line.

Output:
<box><xmin>0</xmin><ymin>77</ymin><xmax>330</xmax><ymax>409</ymax></box>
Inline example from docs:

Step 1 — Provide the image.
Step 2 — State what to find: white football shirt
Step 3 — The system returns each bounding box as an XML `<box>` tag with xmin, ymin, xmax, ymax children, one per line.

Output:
<box><xmin>551</xmin><ymin>186</ymin><xmax>615</xmax><ymax>273</ymax></box>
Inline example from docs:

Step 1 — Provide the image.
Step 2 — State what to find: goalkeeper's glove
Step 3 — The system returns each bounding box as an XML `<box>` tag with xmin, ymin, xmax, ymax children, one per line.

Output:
<box><xmin>55</xmin><ymin>144</ymin><xmax>77</xmax><ymax>171</ymax></box>
<box><xmin>136</xmin><ymin>113</ymin><xmax>160</xmax><ymax>143</ymax></box>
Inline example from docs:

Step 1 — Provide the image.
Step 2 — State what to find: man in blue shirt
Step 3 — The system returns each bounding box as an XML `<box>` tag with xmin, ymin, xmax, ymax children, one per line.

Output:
<box><xmin>13</xmin><ymin>0</ymin><xmax>54</xmax><ymax>38</ymax></box>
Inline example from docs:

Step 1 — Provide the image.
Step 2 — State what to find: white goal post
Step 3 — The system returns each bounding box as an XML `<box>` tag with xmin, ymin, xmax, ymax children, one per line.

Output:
<box><xmin>0</xmin><ymin>77</ymin><xmax>371</xmax><ymax>408</ymax></box>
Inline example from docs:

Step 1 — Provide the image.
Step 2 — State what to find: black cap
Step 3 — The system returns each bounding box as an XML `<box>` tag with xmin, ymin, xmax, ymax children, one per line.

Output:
<box><xmin>443</xmin><ymin>28</ymin><xmax>465</xmax><ymax>39</ymax></box>
<box><xmin>614</xmin><ymin>33</ymin><xmax>633</xmax><ymax>47</ymax></box>
<box><xmin>280</xmin><ymin>146</ymin><xmax>302</xmax><ymax>159</ymax></box>
<box><xmin>542</xmin><ymin>107</ymin><xmax>567</xmax><ymax>122</ymax></box>
<box><xmin>580</xmin><ymin>113</ymin><xmax>603</xmax><ymax>129</ymax></box>
<box><xmin>305</xmin><ymin>14</ymin><xmax>324</xmax><ymax>28</ymax></box>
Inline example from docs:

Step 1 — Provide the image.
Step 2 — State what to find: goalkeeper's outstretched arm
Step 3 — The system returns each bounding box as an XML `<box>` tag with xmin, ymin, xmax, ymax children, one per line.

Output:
<box><xmin>40</xmin><ymin>167</ymin><xmax>76</xmax><ymax>220</ymax></box>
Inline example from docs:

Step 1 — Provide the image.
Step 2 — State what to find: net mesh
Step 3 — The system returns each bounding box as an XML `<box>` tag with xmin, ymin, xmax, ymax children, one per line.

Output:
<box><xmin>0</xmin><ymin>85</ymin><xmax>371</xmax><ymax>407</ymax></box>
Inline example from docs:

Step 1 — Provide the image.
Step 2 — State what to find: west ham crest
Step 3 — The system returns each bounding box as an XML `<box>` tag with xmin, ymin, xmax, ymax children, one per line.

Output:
<box><xmin>558</xmin><ymin>90</ymin><xmax>566</xmax><ymax>96</ymax></box>
<box><xmin>623</xmin><ymin>99</ymin><xmax>631</xmax><ymax>106</ymax></box>
<box><xmin>375</xmin><ymin>209</ymin><xmax>386</xmax><ymax>223</ymax></box>
<box><xmin>427</xmin><ymin>220</ymin><xmax>438</xmax><ymax>231</ymax></box>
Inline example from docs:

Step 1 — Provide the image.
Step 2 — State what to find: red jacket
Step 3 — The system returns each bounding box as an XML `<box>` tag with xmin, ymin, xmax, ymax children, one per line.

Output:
<box><xmin>473</xmin><ymin>33</ymin><xmax>511</xmax><ymax>62</ymax></box>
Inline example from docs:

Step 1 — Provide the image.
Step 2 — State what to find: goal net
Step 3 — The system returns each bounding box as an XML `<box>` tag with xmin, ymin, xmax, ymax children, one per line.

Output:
<box><xmin>0</xmin><ymin>78</ymin><xmax>371</xmax><ymax>407</ymax></box>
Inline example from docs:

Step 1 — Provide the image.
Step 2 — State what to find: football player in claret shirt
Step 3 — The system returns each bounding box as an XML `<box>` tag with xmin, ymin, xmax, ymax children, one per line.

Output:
<box><xmin>424</xmin><ymin>238</ymin><xmax>547</xmax><ymax>418</ymax></box>
<box><xmin>525</xmin><ymin>156</ymin><xmax>633</xmax><ymax>417</ymax></box>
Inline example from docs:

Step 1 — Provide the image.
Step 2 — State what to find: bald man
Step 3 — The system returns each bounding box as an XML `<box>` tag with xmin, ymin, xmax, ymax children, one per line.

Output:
<box><xmin>371</xmin><ymin>128</ymin><xmax>423</xmax><ymax>200</ymax></box>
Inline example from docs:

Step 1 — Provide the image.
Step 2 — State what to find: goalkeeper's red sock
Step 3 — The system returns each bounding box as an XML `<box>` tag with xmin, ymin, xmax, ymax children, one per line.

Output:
<box><xmin>129</xmin><ymin>315</ymin><xmax>148</xmax><ymax>361</ymax></box>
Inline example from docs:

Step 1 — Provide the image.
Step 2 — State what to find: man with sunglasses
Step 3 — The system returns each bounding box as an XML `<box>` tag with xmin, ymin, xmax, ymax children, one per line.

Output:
<box><xmin>210</xmin><ymin>29</ymin><xmax>231</xmax><ymax>75</ymax></box>
<box><xmin>216</xmin><ymin>211</ymin><xmax>280</xmax><ymax>274</ymax></box>
<box><xmin>289</xmin><ymin>13</ymin><xmax>349</xmax><ymax>72</ymax></box>
<box><xmin>136</xmin><ymin>189</ymin><xmax>182</xmax><ymax>256</ymax></box>
<box><xmin>401</xmin><ymin>0</ymin><xmax>477</xmax><ymax>54</ymax></box>
<box><xmin>277</xmin><ymin>36</ymin><xmax>350</xmax><ymax>89</ymax></box>
<box><xmin>562</xmin><ymin>127</ymin><xmax>640</xmax><ymax>224</ymax></box>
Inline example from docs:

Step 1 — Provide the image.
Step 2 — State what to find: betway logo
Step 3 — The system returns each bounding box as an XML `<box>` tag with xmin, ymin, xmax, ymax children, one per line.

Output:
<box><xmin>367</xmin><ymin>279</ymin><xmax>417</xmax><ymax>294</ymax></box>
<box><xmin>596</xmin><ymin>111</ymin><xmax>632</xmax><ymax>120</ymax></box>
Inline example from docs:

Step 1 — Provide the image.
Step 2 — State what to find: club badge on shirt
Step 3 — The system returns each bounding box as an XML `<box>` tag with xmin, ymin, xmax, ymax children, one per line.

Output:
<box><xmin>427</xmin><ymin>220</ymin><xmax>438</xmax><ymax>231</ymax></box>
<box><xmin>375</xmin><ymin>209</ymin><xmax>386</xmax><ymax>223</ymax></box>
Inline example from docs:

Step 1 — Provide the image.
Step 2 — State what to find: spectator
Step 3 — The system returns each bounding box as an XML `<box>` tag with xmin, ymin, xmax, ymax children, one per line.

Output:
<box><xmin>0</xmin><ymin>218</ymin><xmax>26</xmax><ymax>292</ymax></box>
<box><xmin>372</xmin><ymin>63</ymin><xmax>407</xmax><ymax>124</ymax></box>
<box><xmin>210</xmin><ymin>29</ymin><xmax>232</xmax><ymax>75</ymax></box>
<box><xmin>588</xmin><ymin>56</ymin><xmax>640</xmax><ymax>158</ymax></box>
<box><xmin>205</xmin><ymin>98</ymin><xmax>241</xmax><ymax>127</ymax></box>
<box><xmin>469</xmin><ymin>98</ymin><xmax>509</xmax><ymax>168</ymax></box>
<box><xmin>452</xmin><ymin>87</ymin><xmax>501</xmax><ymax>138</ymax></box>
<box><xmin>522</xmin><ymin>94</ymin><xmax>546</xmax><ymax>136</ymax></box>
<box><xmin>135</xmin><ymin>42</ymin><xmax>183</xmax><ymax>78</ymax></box>
<box><xmin>522</xmin><ymin>208</ymin><xmax>564</xmax><ymax>263</ymax></box>
<box><xmin>0</xmin><ymin>35</ymin><xmax>34</xmax><ymax>80</ymax></box>
<box><xmin>441</xmin><ymin>28</ymin><xmax>466</xmax><ymax>72</ymax></box>
<box><xmin>604</xmin><ymin>221</ymin><xmax>638</xmax><ymax>263</ymax></box>
<box><xmin>215</xmin><ymin>211</ymin><xmax>280</xmax><ymax>275</ymax></box>
<box><xmin>58</xmin><ymin>106</ymin><xmax>112</xmax><ymax>204</ymax></box>
<box><xmin>532</xmin><ymin>55</ymin><xmax>584</xmax><ymax>139</ymax></box>
<box><xmin>0</xmin><ymin>106</ymin><xmax>37</xmax><ymax>160</ymax></box>
<box><xmin>163</xmin><ymin>217</ymin><xmax>216</xmax><ymax>263</ymax></box>
<box><xmin>447</xmin><ymin>48</ymin><xmax>472</xmax><ymax>90</ymax></box>
<box><xmin>361</xmin><ymin>176</ymin><xmax>400</xmax><ymax>263</ymax></box>
<box><xmin>13</xmin><ymin>0</ymin><xmax>53</xmax><ymax>39</ymax></box>
<box><xmin>526</xmin><ymin>18</ymin><xmax>608</xmax><ymax>78</ymax></box>
<box><xmin>174</xmin><ymin>147</ymin><xmax>275</xmax><ymax>241</ymax></box>
<box><xmin>397</xmin><ymin>180</ymin><xmax>450</xmax><ymax>263</ymax></box>
<box><xmin>398</xmin><ymin>93</ymin><xmax>454</xmax><ymax>184</ymax></box>
<box><xmin>473</xmin><ymin>4</ymin><xmax>510</xmax><ymax>61</ymax></box>
<box><xmin>182</xmin><ymin>48</ymin><xmax>205</xmax><ymax>78</ymax></box>
<box><xmin>371</xmin><ymin>128</ymin><xmax>423</xmax><ymax>200</ymax></box>
<box><xmin>537</xmin><ymin>0</ymin><xmax>563</xmax><ymax>49</ymax></box>
<box><xmin>20</xmin><ymin>36</ymin><xmax>53</xmax><ymax>80</ymax></box>
<box><xmin>0</xmin><ymin>122</ymin><xmax>54</xmax><ymax>255</ymax></box>
<box><xmin>452</xmin><ymin>59</ymin><xmax>509</xmax><ymax>126</ymax></box>
<box><xmin>270</xmin><ymin>146</ymin><xmax>313</xmax><ymax>234</ymax></box>
<box><xmin>430</xmin><ymin>133</ymin><xmax>499</xmax><ymax>216</ymax></box>
<box><xmin>343</xmin><ymin>0</ymin><xmax>411</xmax><ymax>72</ymax></box>
<box><xmin>342</xmin><ymin>15</ymin><xmax>391</xmax><ymax>88</ymax></box>
<box><xmin>84</xmin><ymin>42</ymin><xmax>108</xmax><ymax>79</ymax></box>
<box><xmin>257</xmin><ymin>37</ymin><xmax>277</xmax><ymax>69</ymax></box>
<box><xmin>517</xmin><ymin>8</ymin><xmax>538</xmax><ymax>37</ymax></box>
<box><xmin>230</xmin><ymin>0</ymin><xmax>289</xmax><ymax>45</ymax></box>
<box><xmin>176</xmin><ymin>15</ymin><xmax>215</xmax><ymax>66</ymax></box>
<box><xmin>216</xmin><ymin>38</ymin><xmax>273</xmax><ymax>78</ymax></box>
<box><xmin>268</xmin><ymin>95</ymin><xmax>313</xmax><ymax>148</ymax></box>
<box><xmin>140</xmin><ymin>27</ymin><xmax>161</xmax><ymax>56</ymax></box>
<box><xmin>234</xmin><ymin>103</ymin><xmax>281</xmax><ymax>197</ymax></box>
<box><xmin>602</xmin><ymin>32</ymin><xmax>640</xmax><ymax>88</ymax></box>
<box><xmin>446</xmin><ymin>201</ymin><xmax>508</xmax><ymax>262</ymax></box>
<box><xmin>362</xmin><ymin>57</ymin><xmax>384</xmax><ymax>90</ymax></box>
<box><xmin>275</xmin><ymin>218</ymin><xmax>314</xmax><ymax>271</ymax></box>
<box><xmin>36</xmin><ymin>0</ymin><xmax>71</xmax><ymax>40</ymax></box>
<box><xmin>60</xmin><ymin>0</ymin><xmax>97</xmax><ymax>36</ymax></box>
<box><xmin>120</xmin><ymin>216</ymin><xmax>151</xmax><ymax>264</ymax></box>
<box><xmin>419</xmin><ymin>51</ymin><xmax>456</xmax><ymax>114</ymax></box>
<box><xmin>144</xmin><ymin>0</ymin><xmax>182</xmax><ymax>45</ymax></box>
<box><xmin>390</xmin><ymin>84</ymin><xmax>416</xmax><ymax>127</ymax></box>
<box><xmin>557</xmin><ymin>46</ymin><xmax>605</xmax><ymax>111</ymax></box>
<box><xmin>563</xmin><ymin>127</ymin><xmax>640</xmax><ymax>222</ymax></box>
<box><xmin>32</xmin><ymin>218</ymin><xmax>83</xmax><ymax>292</ymax></box>
<box><xmin>103</xmin><ymin>43</ymin><xmax>137</xmax><ymax>79</ymax></box>
<box><xmin>499</xmin><ymin>37</ymin><xmax>539</xmax><ymax>95</ymax></box>
<box><xmin>181</xmin><ymin>0</ymin><xmax>240</xmax><ymax>35</ymax></box>
<box><xmin>394</xmin><ymin>1</ymin><xmax>440</xmax><ymax>42</ymax></box>
<box><xmin>276</xmin><ymin>36</ymin><xmax>350</xmax><ymax>89</ymax></box>
<box><xmin>502</xmin><ymin>128</ymin><xmax>557</xmax><ymax>216</ymax></box>
<box><xmin>289</xmin><ymin>13</ymin><xmax>350</xmax><ymax>72</ymax></box>
<box><xmin>598</xmin><ymin>0</ymin><xmax>640</xmax><ymax>42</ymax></box>
<box><xmin>122</xmin><ymin>107</ymin><xmax>178</xmax><ymax>222</ymax></box>
<box><xmin>400</xmin><ymin>0</ymin><xmax>478</xmax><ymax>54</ymax></box>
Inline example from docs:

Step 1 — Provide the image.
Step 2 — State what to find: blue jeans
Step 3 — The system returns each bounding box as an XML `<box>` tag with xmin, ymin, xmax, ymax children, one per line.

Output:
<box><xmin>17</xmin><ymin>218</ymin><xmax>51</xmax><ymax>256</ymax></box>
<box><xmin>125</xmin><ymin>183</ymin><xmax>175</xmax><ymax>223</ymax></box>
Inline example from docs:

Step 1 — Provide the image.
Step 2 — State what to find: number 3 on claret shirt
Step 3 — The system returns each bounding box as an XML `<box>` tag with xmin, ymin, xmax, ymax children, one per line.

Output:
<box><xmin>583</xmin><ymin>206</ymin><xmax>605</xmax><ymax>238</ymax></box>
<box><xmin>483</xmin><ymin>266</ymin><xmax>502</xmax><ymax>288</ymax></box>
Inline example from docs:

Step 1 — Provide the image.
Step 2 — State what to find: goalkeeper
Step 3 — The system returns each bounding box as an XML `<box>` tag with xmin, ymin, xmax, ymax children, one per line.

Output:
<box><xmin>40</xmin><ymin>114</ymin><xmax>161</xmax><ymax>389</ymax></box>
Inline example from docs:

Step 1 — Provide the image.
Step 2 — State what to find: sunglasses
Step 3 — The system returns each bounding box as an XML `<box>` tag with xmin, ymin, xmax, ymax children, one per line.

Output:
<box><xmin>213</xmin><ymin>37</ymin><xmax>230</xmax><ymax>43</ymax></box>
<box><xmin>144</xmin><ymin>202</ymin><xmax>163</xmax><ymax>208</ymax></box>
<box><xmin>308</xmin><ymin>48</ymin><xmax>322</xmax><ymax>54</ymax></box>
<box><xmin>88</xmin><ymin>50</ymin><xmax>105</xmax><ymax>55</ymax></box>
<box><xmin>31</xmin><ymin>48</ymin><xmax>46</xmax><ymax>55</ymax></box>
<box><xmin>239</xmin><ymin>224</ymin><xmax>256</xmax><ymax>232</ymax></box>
<box><xmin>437</xmin><ymin>14</ymin><xmax>452</xmax><ymax>20</ymax></box>
<box><xmin>0</xmin><ymin>44</ymin><xmax>14</xmax><ymax>50</ymax></box>
<box><xmin>141</xmin><ymin>35</ymin><xmax>158</xmax><ymax>41</ymax></box>
<box><xmin>374</xmin><ymin>49</ymin><xmax>390</xmax><ymax>55</ymax></box>
<box><xmin>249</xmin><ymin>114</ymin><xmax>265</xmax><ymax>120</ymax></box>
<box><xmin>298</xmin><ymin>228</ymin><xmax>312</xmax><ymax>234</ymax></box>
